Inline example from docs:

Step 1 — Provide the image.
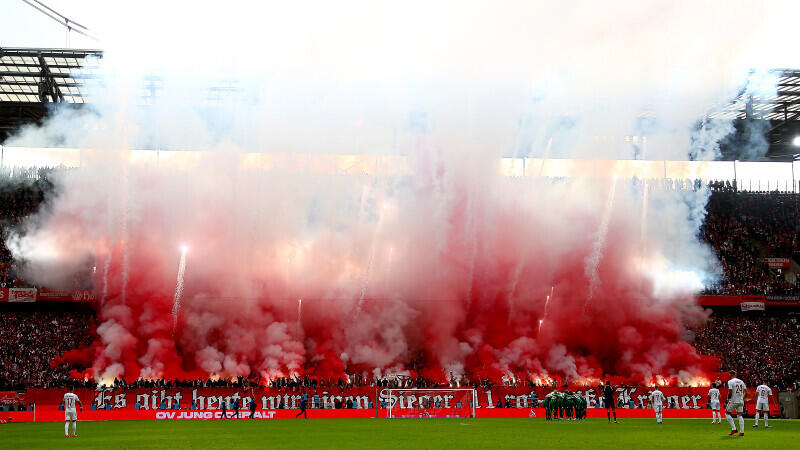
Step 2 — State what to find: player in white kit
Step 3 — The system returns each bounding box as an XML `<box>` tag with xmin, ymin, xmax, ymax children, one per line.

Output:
<box><xmin>752</xmin><ymin>383</ymin><xmax>773</xmax><ymax>428</ymax></box>
<box><xmin>725</xmin><ymin>371</ymin><xmax>746</xmax><ymax>437</ymax></box>
<box><xmin>63</xmin><ymin>391</ymin><xmax>83</xmax><ymax>438</ymax></box>
<box><xmin>708</xmin><ymin>383</ymin><xmax>721</xmax><ymax>424</ymax></box>
<box><xmin>649</xmin><ymin>388</ymin><xmax>666</xmax><ymax>424</ymax></box>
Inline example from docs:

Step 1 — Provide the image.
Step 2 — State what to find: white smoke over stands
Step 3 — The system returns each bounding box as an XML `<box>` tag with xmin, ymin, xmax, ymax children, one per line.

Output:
<box><xmin>5</xmin><ymin>1</ymin><xmax>800</xmax><ymax>383</ymax></box>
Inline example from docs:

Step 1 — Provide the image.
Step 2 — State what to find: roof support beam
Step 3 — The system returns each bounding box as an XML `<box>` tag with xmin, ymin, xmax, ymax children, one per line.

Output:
<box><xmin>37</xmin><ymin>53</ymin><xmax>63</xmax><ymax>103</ymax></box>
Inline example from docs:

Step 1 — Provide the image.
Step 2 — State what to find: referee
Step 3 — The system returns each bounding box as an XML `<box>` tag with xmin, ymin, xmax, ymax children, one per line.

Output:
<box><xmin>603</xmin><ymin>381</ymin><xmax>618</xmax><ymax>423</ymax></box>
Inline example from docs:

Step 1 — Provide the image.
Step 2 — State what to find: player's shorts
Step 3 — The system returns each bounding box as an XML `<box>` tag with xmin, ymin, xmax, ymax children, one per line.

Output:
<box><xmin>604</xmin><ymin>397</ymin><xmax>615</xmax><ymax>409</ymax></box>
<box><xmin>710</xmin><ymin>400</ymin><xmax>720</xmax><ymax>410</ymax></box>
<box><xmin>65</xmin><ymin>409</ymin><xmax>77</xmax><ymax>421</ymax></box>
<box><xmin>653</xmin><ymin>403</ymin><xmax>663</xmax><ymax>413</ymax></box>
<box><xmin>726</xmin><ymin>401</ymin><xmax>744</xmax><ymax>414</ymax></box>
<box><xmin>756</xmin><ymin>400</ymin><xmax>769</xmax><ymax>411</ymax></box>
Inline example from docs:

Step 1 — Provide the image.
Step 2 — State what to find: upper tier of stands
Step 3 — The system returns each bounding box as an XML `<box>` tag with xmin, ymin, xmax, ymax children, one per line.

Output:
<box><xmin>0</xmin><ymin>169</ymin><xmax>799</xmax><ymax>392</ymax></box>
<box><xmin>2</xmin><ymin>168</ymin><xmax>797</xmax><ymax>295</ymax></box>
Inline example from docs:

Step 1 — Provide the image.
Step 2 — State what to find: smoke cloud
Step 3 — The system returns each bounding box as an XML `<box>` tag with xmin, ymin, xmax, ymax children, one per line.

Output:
<box><xmin>5</xmin><ymin>0</ymin><xmax>799</xmax><ymax>384</ymax></box>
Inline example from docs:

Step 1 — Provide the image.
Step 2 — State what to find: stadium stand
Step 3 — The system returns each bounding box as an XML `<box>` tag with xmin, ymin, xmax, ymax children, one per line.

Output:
<box><xmin>693</xmin><ymin>313</ymin><xmax>800</xmax><ymax>390</ymax></box>
<box><xmin>0</xmin><ymin>172</ymin><xmax>799</xmax><ymax>392</ymax></box>
<box><xmin>701</xmin><ymin>191</ymin><xmax>798</xmax><ymax>295</ymax></box>
<box><xmin>0</xmin><ymin>306</ymin><xmax>95</xmax><ymax>391</ymax></box>
<box><xmin>0</xmin><ymin>168</ymin><xmax>54</xmax><ymax>288</ymax></box>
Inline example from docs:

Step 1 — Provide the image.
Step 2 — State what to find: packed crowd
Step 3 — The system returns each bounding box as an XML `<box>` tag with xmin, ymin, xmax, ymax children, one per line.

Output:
<box><xmin>29</xmin><ymin>365</ymin><xmax>544</xmax><ymax>392</ymax></box>
<box><xmin>701</xmin><ymin>191</ymin><xmax>799</xmax><ymax>295</ymax></box>
<box><xmin>0</xmin><ymin>171</ymin><xmax>52</xmax><ymax>288</ymax></box>
<box><xmin>693</xmin><ymin>313</ymin><xmax>800</xmax><ymax>390</ymax></box>
<box><xmin>2</xmin><ymin>306</ymin><xmax>800</xmax><ymax>398</ymax></box>
<box><xmin>0</xmin><ymin>309</ymin><xmax>96</xmax><ymax>391</ymax></box>
<box><xmin>1</xmin><ymin>171</ymin><xmax>799</xmax><ymax>394</ymax></box>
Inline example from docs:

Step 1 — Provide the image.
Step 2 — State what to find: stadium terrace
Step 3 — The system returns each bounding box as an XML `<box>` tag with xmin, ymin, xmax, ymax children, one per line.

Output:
<box><xmin>3</xmin><ymin>1</ymin><xmax>800</xmax><ymax>447</ymax></box>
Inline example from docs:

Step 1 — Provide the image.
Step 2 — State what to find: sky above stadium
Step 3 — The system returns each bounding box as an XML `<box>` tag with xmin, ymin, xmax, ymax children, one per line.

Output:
<box><xmin>2</xmin><ymin>1</ymin><xmax>800</xmax><ymax>72</ymax></box>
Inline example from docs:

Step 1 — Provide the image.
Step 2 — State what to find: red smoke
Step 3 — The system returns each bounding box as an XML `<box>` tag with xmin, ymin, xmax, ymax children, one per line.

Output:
<box><xmin>44</xmin><ymin>151</ymin><xmax>719</xmax><ymax>386</ymax></box>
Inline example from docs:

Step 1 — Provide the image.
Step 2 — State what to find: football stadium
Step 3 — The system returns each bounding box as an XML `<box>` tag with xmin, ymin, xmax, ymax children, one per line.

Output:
<box><xmin>2</xmin><ymin>1</ymin><xmax>800</xmax><ymax>448</ymax></box>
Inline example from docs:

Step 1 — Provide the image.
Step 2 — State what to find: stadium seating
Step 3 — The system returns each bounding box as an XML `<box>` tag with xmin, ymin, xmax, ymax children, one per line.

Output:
<box><xmin>701</xmin><ymin>191</ymin><xmax>799</xmax><ymax>296</ymax></box>
<box><xmin>0</xmin><ymin>170</ymin><xmax>798</xmax><ymax>392</ymax></box>
<box><xmin>0</xmin><ymin>308</ymin><xmax>95</xmax><ymax>390</ymax></box>
<box><xmin>693</xmin><ymin>313</ymin><xmax>800</xmax><ymax>391</ymax></box>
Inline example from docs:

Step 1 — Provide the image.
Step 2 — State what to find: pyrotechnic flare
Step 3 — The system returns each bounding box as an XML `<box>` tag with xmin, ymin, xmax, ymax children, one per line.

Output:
<box><xmin>583</xmin><ymin>176</ymin><xmax>618</xmax><ymax>314</ymax></box>
<box><xmin>297</xmin><ymin>299</ymin><xmax>302</xmax><ymax>327</ymax></box>
<box><xmin>120</xmin><ymin>164</ymin><xmax>130</xmax><ymax>306</ymax></box>
<box><xmin>171</xmin><ymin>246</ymin><xmax>188</xmax><ymax>334</ymax></box>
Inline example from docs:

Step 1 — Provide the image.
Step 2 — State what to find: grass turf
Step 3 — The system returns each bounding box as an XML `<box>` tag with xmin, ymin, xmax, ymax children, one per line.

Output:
<box><xmin>4</xmin><ymin>418</ymin><xmax>798</xmax><ymax>449</ymax></box>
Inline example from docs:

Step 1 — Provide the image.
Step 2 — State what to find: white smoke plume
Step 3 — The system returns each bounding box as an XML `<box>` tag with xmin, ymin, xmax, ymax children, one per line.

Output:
<box><xmin>4</xmin><ymin>0</ymin><xmax>800</xmax><ymax>383</ymax></box>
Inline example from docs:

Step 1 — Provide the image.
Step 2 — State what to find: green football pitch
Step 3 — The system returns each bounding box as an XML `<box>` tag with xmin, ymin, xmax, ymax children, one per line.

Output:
<box><xmin>4</xmin><ymin>418</ymin><xmax>798</xmax><ymax>449</ymax></box>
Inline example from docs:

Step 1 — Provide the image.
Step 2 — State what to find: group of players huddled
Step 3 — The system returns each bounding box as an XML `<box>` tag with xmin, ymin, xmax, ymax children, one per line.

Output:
<box><xmin>542</xmin><ymin>390</ymin><xmax>587</xmax><ymax>420</ymax></box>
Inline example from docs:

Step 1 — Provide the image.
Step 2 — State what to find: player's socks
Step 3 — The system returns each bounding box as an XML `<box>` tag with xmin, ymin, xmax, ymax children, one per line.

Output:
<box><xmin>753</xmin><ymin>412</ymin><xmax>759</xmax><ymax>426</ymax></box>
<box><xmin>72</xmin><ymin>421</ymin><xmax>77</xmax><ymax>436</ymax></box>
<box><xmin>764</xmin><ymin>415</ymin><xmax>769</xmax><ymax>427</ymax></box>
<box><xmin>726</xmin><ymin>414</ymin><xmax>735</xmax><ymax>430</ymax></box>
<box><xmin>737</xmin><ymin>415</ymin><xmax>744</xmax><ymax>433</ymax></box>
<box><xmin>65</xmin><ymin>422</ymin><xmax>69</xmax><ymax>436</ymax></box>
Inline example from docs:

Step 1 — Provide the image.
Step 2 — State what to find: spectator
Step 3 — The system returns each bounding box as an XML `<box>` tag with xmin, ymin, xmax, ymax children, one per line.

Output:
<box><xmin>694</xmin><ymin>313</ymin><xmax>800</xmax><ymax>389</ymax></box>
<box><xmin>0</xmin><ymin>308</ymin><xmax>95</xmax><ymax>390</ymax></box>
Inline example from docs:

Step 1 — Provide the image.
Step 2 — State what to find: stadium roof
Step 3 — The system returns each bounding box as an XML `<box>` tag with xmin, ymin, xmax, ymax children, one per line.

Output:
<box><xmin>0</xmin><ymin>47</ymin><xmax>101</xmax><ymax>103</ymax></box>
<box><xmin>708</xmin><ymin>70</ymin><xmax>800</xmax><ymax>122</ymax></box>
<box><xmin>709</xmin><ymin>69</ymin><xmax>800</xmax><ymax>157</ymax></box>
<box><xmin>1</xmin><ymin>49</ymin><xmax>799</xmax><ymax>159</ymax></box>
<box><xmin>0</xmin><ymin>47</ymin><xmax>101</xmax><ymax>142</ymax></box>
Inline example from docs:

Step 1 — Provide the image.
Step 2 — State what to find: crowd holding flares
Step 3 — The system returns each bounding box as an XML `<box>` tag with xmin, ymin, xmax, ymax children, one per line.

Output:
<box><xmin>5</xmin><ymin>151</ymin><xmax>719</xmax><ymax>387</ymax></box>
<box><xmin>4</xmin><ymin>0</ymin><xmax>793</xmax><ymax>390</ymax></box>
